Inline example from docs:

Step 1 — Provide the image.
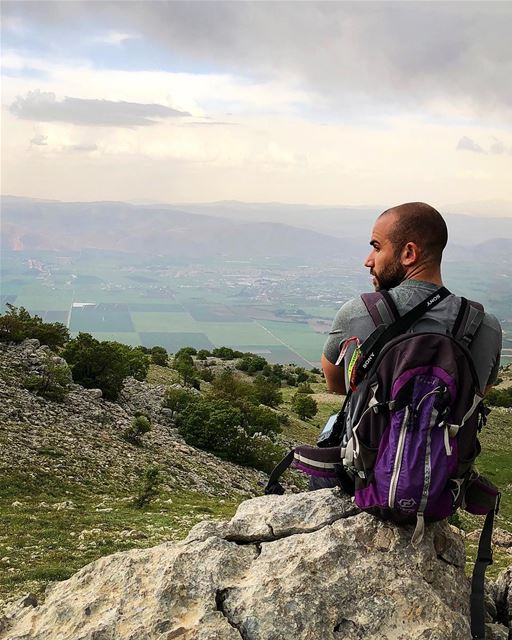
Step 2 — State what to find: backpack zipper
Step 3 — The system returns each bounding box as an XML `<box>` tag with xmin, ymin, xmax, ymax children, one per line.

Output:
<box><xmin>388</xmin><ymin>406</ymin><xmax>410</xmax><ymax>509</ymax></box>
<box><xmin>412</xmin><ymin>407</ymin><xmax>440</xmax><ymax>546</ymax></box>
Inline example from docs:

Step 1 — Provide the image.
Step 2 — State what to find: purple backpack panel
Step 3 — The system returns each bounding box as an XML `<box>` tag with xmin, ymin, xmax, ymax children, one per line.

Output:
<box><xmin>345</xmin><ymin>332</ymin><xmax>484</xmax><ymax>530</ymax></box>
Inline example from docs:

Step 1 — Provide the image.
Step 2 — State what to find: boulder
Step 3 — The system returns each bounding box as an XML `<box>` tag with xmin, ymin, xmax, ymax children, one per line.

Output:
<box><xmin>0</xmin><ymin>488</ymin><xmax>478</xmax><ymax>640</ymax></box>
<box><xmin>495</xmin><ymin>566</ymin><xmax>512</xmax><ymax>632</ymax></box>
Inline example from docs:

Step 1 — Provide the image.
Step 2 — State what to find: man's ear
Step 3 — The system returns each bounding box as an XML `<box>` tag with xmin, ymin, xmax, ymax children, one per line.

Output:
<box><xmin>401</xmin><ymin>241</ymin><xmax>419</xmax><ymax>266</ymax></box>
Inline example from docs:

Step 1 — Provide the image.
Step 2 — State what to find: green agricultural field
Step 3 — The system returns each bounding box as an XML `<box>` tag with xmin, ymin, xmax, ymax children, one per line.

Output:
<box><xmin>199</xmin><ymin>321</ymin><xmax>282</xmax><ymax>347</ymax></box>
<box><xmin>139</xmin><ymin>332</ymin><xmax>214</xmax><ymax>352</ymax></box>
<box><xmin>131</xmin><ymin>311</ymin><xmax>197</xmax><ymax>333</ymax></box>
<box><xmin>259</xmin><ymin>320</ymin><xmax>327</xmax><ymax>363</ymax></box>
<box><xmin>13</xmin><ymin>285</ymin><xmax>74</xmax><ymax>312</ymax></box>
<box><xmin>85</xmin><ymin>332</ymin><xmax>142</xmax><ymax>346</ymax></box>
<box><xmin>70</xmin><ymin>304</ymin><xmax>135</xmax><ymax>332</ymax></box>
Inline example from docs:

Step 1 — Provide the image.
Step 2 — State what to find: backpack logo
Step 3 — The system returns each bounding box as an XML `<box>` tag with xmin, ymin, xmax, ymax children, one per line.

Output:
<box><xmin>398</xmin><ymin>498</ymin><xmax>417</xmax><ymax>510</ymax></box>
<box><xmin>427</xmin><ymin>294</ymin><xmax>441</xmax><ymax>307</ymax></box>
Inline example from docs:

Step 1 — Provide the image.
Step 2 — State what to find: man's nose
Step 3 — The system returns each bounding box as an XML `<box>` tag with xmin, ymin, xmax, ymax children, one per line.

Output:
<box><xmin>364</xmin><ymin>253</ymin><xmax>374</xmax><ymax>268</ymax></box>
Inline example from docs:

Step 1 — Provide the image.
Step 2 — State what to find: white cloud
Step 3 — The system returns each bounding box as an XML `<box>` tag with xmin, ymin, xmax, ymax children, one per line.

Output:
<box><xmin>90</xmin><ymin>31</ymin><xmax>139</xmax><ymax>46</ymax></box>
<box><xmin>10</xmin><ymin>90</ymin><xmax>190</xmax><ymax>127</ymax></box>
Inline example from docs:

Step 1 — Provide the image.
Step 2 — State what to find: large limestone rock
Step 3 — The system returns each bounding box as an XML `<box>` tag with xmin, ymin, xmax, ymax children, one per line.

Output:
<box><xmin>495</xmin><ymin>566</ymin><xmax>512</xmax><ymax>636</ymax></box>
<box><xmin>0</xmin><ymin>488</ymin><xmax>490</xmax><ymax>639</ymax></box>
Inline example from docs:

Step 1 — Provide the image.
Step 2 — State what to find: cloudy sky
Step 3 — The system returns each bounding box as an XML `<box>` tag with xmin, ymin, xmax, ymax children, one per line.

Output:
<box><xmin>1</xmin><ymin>1</ymin><xmax>511</xmax><ymax>212</ymax></box>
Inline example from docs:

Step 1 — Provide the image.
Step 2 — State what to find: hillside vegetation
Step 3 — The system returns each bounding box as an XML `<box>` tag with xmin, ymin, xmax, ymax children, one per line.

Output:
<box><xmin>0</xmin><ymin>308</ymin><xmax>510</xmax><ymax>613</ymax></box>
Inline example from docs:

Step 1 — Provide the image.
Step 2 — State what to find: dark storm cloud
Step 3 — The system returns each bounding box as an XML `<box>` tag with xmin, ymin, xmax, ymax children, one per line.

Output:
<box><xmin>10</xmin><ymin>90</ymin><xmax>190</xmax><ymax>127</ymax></box>
<box><xmin>456</xmin><ymin>136</ymin><xmax>485</xmax><ymax>154</ymax></box>
<box><xmin>3</xmin><ymin>1</ymin><xmax>511</xmax><ymax>116</ymax></box>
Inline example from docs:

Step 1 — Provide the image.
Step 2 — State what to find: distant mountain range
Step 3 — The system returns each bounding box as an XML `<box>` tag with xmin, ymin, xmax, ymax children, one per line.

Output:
<box><xmin>1</xmin><ymin>195</ymin><xmax>511</xmax><ymax>261</ymax></box>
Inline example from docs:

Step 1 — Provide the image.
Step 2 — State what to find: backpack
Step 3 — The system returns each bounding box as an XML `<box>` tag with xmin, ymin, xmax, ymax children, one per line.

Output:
<box><xmin>265</xmin><ymin>287</ymin><xmax>500</xmax><ymax>640</ymax></box>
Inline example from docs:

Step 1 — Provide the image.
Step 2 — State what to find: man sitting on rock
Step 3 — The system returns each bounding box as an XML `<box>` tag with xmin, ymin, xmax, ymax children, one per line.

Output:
<box><xmin>322</xmin><ymin>202</ymin><xmax>501</xmax><ymax>400</ymax></box>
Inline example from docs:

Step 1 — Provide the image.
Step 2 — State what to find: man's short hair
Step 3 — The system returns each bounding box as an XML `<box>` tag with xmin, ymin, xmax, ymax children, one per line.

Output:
<box><xmin>380</xmin><ymin>202</ymin><xmax>448</xmax><ymax>263</ymax></box>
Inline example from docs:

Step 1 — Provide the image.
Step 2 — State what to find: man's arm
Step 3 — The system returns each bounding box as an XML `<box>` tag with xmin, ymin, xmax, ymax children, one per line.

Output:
<box><xmin>321</xmin><ymin>353</ymin><xmax>347</xmax><ymax>395</ymax></box>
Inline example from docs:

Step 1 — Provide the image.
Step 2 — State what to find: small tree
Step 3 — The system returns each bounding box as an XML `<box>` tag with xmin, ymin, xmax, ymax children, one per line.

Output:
<box><xmin>0</xmin><ymin>304</ymin><xmax>69</xmax><ymax>348</ymax></box>
<box><xmin>123</xmin><ymin>415</ymin><xmax>151</xmax><ymax>446</ymax></box>
<box><xmin>196</xmin><ymin>349</ymin><xmax>211</xmax><ymax>360</ymax></box>
<box><xmin>252</xmin><ymin>375</ymin><xmax>282</xmax><ymax>408</ymax></box>
<box><xmin>296</xmin><ymin>382</ymin><xmax>314</xmax><ymax>394</ymax></box>
<box><xmin>23</xmin><ymin>358</ymin><xmax>72</xmax><ymax>402</ymax></box>
<box><xmin>291</xmin><ymin>392</ymin><xmax>318</xmax><ymax>420</ymax></box>
<box><xmin>62</xmin><ymin>333</ymin><xmax>149</xmax><ymax>400</ymax></box>
<box><xmin>175</xmin><ymin>347</ymin><xmax>197</xmax><ymax>359</ymax></box>
<box><xmin>164</xmin><ymin>387</ymin><xmax>196</xmax><ymax>417</ymax></box>
<box><xmin>243</xmin><ymin>404</ymin><xmax>282</xmax><ymax>437</ymax></box>
<box><xmin>150</xmin><ymin>346</ymin><xmax>168</xmax><ymax>367</ymax></box>
<box><xmin>132</xmin><ymin>465</ymin><xmax>161</xmax><ymax>508</ymax></box>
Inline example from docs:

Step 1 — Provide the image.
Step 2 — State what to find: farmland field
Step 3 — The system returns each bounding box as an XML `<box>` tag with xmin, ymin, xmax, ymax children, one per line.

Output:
<box><xmin>1</xmin><ymin>249</ymin><xmax>511</xmax><ymax>367</ymax></box>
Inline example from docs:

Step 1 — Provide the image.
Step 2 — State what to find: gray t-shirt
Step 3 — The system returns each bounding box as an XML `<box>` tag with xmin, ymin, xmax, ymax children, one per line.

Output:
<box><xmin>323</xmin><ymin>279</ymin><xmax>502</xmax><ymax>393</ymax></box>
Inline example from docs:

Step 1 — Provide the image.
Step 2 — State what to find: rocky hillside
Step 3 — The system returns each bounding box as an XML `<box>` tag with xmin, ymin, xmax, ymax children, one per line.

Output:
<box><xmin>1</xmin><ymin>489</ymin><xmax>510</xmax><ymax>640</ymax></box>
<box><xmin>0</xmin><ymin>340</ymin><xmax>276</xmax><ymax>610</ymax></box>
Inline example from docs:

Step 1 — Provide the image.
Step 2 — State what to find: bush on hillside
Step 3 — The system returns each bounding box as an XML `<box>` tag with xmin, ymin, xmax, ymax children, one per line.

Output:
<box><xmin>291</xmin><ymin>392</ymin><xmax>318</xmax><ymax>420</ymax></box>
<box><xmin>163</xmin><ymin>387</ymin><xmax>197</xmax><ymax>417</ymax></box>
<box><xmin>150</xmin><ymin>346</ymin><xmax>168</xmax><ymax>367</ymax></box>
<box><xmin>62</xmin><ymin>333</ymin><xmax>150</xmax><ymax>401</ymax></box>
<box><xmin>242</xmin><ymin>404</ymin><xmax>282</xmax><ymax>437</ymax></box>
<box><xmin>172</xmin><ymin>351</ymin><xmax>200</xmax><ymax>388</ymax></box>
<box><xmin>296</xmin><ymin>382</ymin><xmax>314</xmax><ymax>394</ymax></box>
<box><xmin>485</xmin><ymin>387</ymin><xmax>512</xmax><ymax>408</ymax></box>
<box><xmin>132</xmin><ymin>464</ymin><xmax>161</xmax><ymax>509</ymax></box>
<box><xmin>23</xmin><ymin>358</ymin><xmax>72</xmax><ymax>402</ymax></box>
<box><xmin>196</xmin><ymin>349</ymin><xmax>211</xmax><ymax>360</ymax></box>
<box><xmin>212</xmin><ymin>346</ymin><xmax>244</xmax><ymax>360</ymax></box>
<box><xmin>122</xmin><ymin>415</ymin><xmax>151</xmax><ymax>446</ymax></box>
<box><xmin>174</xmin><ymin>347</ymin><xmax>197</xmax><ymax>359</ymax></box>
<box><xmin>210</xmin><ymin>369</ymin><xmax>255</xmax><ymax>405</ymax></box>
<box><xmin>199</xmin><ymin>368</ymin><xmax>214</xmax><ymax>382</ymax></box>
<box><xmin>176</xmin><ymin>396</ymin><xmax>285</xmax><ymax>473</ymax></box>
<box><xmin>0</xmin><ymin>304</ymin><xmax>69</xmax><ymax>348</ymax></box>
<box><xmin>236</xmin><ymin>353</ymin><xmax>267</xmax><ymax>375</ymax></box>
<box><xmin>177</xmin><ymin>397</ymin><xmax>243</xmax><ymax>457</ymax></box>
<box><xmin>252</xmin><ymin>375</ymin><xmax>282</xmax><ymax>407</ymax></box>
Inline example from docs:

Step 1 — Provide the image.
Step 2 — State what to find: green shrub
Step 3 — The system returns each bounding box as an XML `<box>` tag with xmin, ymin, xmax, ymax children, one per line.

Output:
<box><xmin>291</xmin><ymin>392</ymin><xmax>318</xmax><ymax>420</ymax></box>
<box><xmin>211</xmin><ymin>369</ymin><xmax>255</xmax><ymax>404</ymax></box>
<box><xmin>200</xmin><ymin>368</ymin><xmax>214</xmax><ymax>382</ymax></box>
<box><xmin>296</xmin><ymin>382</ymin><xmax>314</xmax><ymax>394</ymax></box>
<box><xmin>243</xmin><ymin>404</ymin><xmax>282</xmax><ymax>437</ymax></box>
<box><xmin>177</xmin><ymin>397</ymin><xmax>243</xmax><ymax>457</ymax></box>
<box><xmin>236</xmin><ymin>354</ymin><xmax>267</xmax><ymax>374</ymax></box>
<box><xmin>62</xmin><ymin>333</ymin><xmax>149</xmax><ymax>400</ymax></box>
<box><xmin>123</xmin><ymin>415</ymin><xmax>151</xmax><ymax>446</ymax></box>
<box><xmin>132</xmin><ymin>465</ymin><xmax>161</xmax><ymax>508</ymax></box>
<box><xmin>150</xmin><ymin>346</ymin><xmax>168</xmax><ymax>366</ymax></box>
<box><xmin>212</xmin><ymin>346</ymin><xmax>244</xmax><ymax>360</ymax></box>
<box><xmin>164</xmin><ymin>387</ymin><xmax>197</xmax><ymax>417</ymax></box>
<box><xmin>0</xmin><ymin>304</ymin><xmax>69</xmax><ymax>348</ymax></box>
<box><xmin>177</xmin><ymin>396</ymin><xmax>285</xmax><ymax>473</ymax></box>
<box><xmin>175</xmin><ymin>347</ymin><xmax>197</xmax><ymax>359</ymax></box>
<box><xmin>253</xmin><ymin>375</ymin><xmax>282</xmax><ymax>407</ymax></box>
<box><xmin>23</xmin><ymin>359</ymin><xmax>71</xmax><ymax>402</ymax></box>
<box><xmin>485</xmin><ymin>387</ymin><xmax>512</xmax><ymax>408</ymax></box>
<box><xmin>196</xmin><ymin>349</ymin><xmax>211</xmax><ymax>360</ymax></box>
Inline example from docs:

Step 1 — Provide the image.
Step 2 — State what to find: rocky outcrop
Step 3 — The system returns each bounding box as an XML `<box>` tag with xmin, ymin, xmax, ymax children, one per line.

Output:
<box><xmin>3</xmin><ymin>488</ymin><xmax>508</xmax><ymax>640</ymax></box>
<box><xmin>495</xmin><ymin>566</ymin><xmax>512</xmax><ymax>637</ymax></box>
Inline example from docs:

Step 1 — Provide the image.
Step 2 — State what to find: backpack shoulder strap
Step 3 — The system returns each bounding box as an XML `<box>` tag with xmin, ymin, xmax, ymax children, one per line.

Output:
<box><xmin>453</xmin><ymin>297</ymin><xmax>485</xmax><ymax>346</ymax></box>
<box><xmin>361</xmin><ymin>291</ymin><xmax>400</xmax><ymax>328</ymax></box>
